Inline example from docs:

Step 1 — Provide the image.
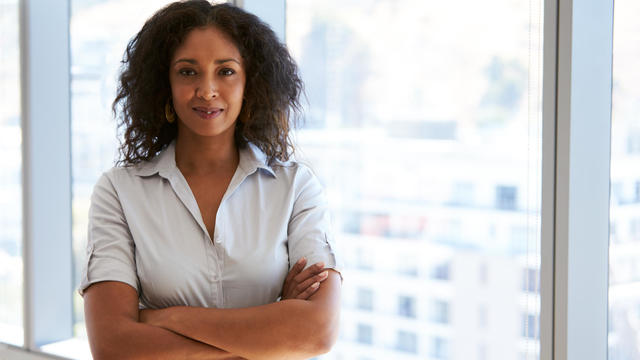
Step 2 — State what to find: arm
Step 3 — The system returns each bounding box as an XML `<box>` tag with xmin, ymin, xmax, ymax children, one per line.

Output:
<box><xmin>141</xmin><ymin>270</ymin><xmax>342</xmax><ymax>360</ymax></box>
<box><xmin>84</xmin><ymin>281</ymin><xmax>245</xmax><ymax>360</ymax></box>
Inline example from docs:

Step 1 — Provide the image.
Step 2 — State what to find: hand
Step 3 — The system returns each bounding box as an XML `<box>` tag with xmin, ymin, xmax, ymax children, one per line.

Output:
<box><xmin>281</xmin><ymin>257</ymin><xmax>329</xmax><ymax>300</ymax></box>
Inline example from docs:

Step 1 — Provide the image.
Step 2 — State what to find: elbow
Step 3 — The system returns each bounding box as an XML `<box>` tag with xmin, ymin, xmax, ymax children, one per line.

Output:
<box><xmin>89</xmin><ymin>340</ymin><xmax>117</xmax><ymax>360</ymax></box>
<box><xmin>89</xmin><ymin>340</ymin><xmax>144</xmax><ymax>360</ymax></box>
<box><xmin>313</xmin><ymin>337</ymin><xmax>337</xmax><ymax>356</ymax></box>
<box><xmin>315</xmin><ymin>326</ymin><xmax>339</xmax><ymax>355</ymax></box>
<box><xmin>90</xmin><ymin>347</ymin><xmax>129</xmax><ymax>360</ymax></box>
<box><xmin>92</xmin><ymin>350</ymin><xmax>144</xmax><ymax>360</ymax></box>
<box><xmin>309</xmin><ymin>311</ymin><xmax>340</xmax><ymax>355</ymax></box>
<box><xmin>90</xmin><ymin>348</ymin><xmax>118</xmax><ymax>360</ymax></box>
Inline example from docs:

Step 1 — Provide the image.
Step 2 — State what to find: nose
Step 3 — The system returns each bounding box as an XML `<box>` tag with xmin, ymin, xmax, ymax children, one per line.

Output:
<box><xmin>196</xmin><ymin>78</ymin><xmax>218</xmax><ymax>101</ymax></box>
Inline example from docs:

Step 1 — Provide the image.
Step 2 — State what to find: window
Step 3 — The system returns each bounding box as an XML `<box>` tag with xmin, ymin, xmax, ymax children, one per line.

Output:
<box><xmin>430</xmin><ymin>336</ymin><xmax>450</xmax><ymax>359</ymax></box>
<box><xmin>355</xmin><ymin>245</ymin><xmax>374</xmax><ymax>271</ymax></box>
<box><xmin>356</xmin><ymin>323</ymin><xmax>373</xmax><ymax>345</ymax></box>
<box><xmin>397</xmin><ymin>296</ymin><xmax>416</xmax><ymax>318</ymax></box>
<box><xmin>627</xmin><ymin>130</ymin><xmax>640</xmax><ymax>154</ymax></box>
<box><xmin>0</xmin><ymin>0</ymin><xmax>23</xmax><ymax>346</ymax></box>
<box><xmin>495</xmin><ymin>185</ymin><xmax>518</xmax><ymax>211</ymax></box>
<box><xmin>478</xmin><ymin>304</ymin><xmax>488</xmax><ymax>329</ymax></box>
<box><xmin>286</xmin><ymin>0</ymin><xmax>542</xmax><ymax>358</ymax></box>
<box><xmin>0</xmin><ymin>0</ymin><xmax>621</xmax><ymax>359</ymax></box>
<box><xmin>478</xmin><ymin>343</ymin><xmax>487</xmax><ymax>360</ymax></box>
<box><xmin>521</xmin><ymin>313</ymin><xmax>539</xmax><ymax>340</ymax></box>
<box><xmin>395</xmin><ymin>330</ymin><xmax>417</xmax><ymax>353</ymax></box>
<box><xmin>611</xmin><ymin>221</ymin><xmax>619</xmax><ymax>244</ymax></box>
<box><xmin>69</xmin><ymin>0</ymin><xmax>232</xmax><ymax>343</ymax></box>
<box><xmin>431</xmin><ymin>262</ymin><xmax>451</xmax><ymax>281</ymax></box>
<box><xmin>611</xmin><ymin>181</ymin><xmax>624</xmax><ymax>205</ymax></box>
<box><xmin>430</xmin><ymin>300</ymin><xmax>450</xmax><ymax>325</ymax></box>
<box><xmin>356</xmin><ymin>288</ymin><xmax>374</xmax><ymax>311</ymax></box>
<box><xmin>396</xmin><ymin>258</ymin><xmax>419</xmax><ymax>277</ymax></box>
<box><xmin>522</xmin><ymin>268</ymin><xmax>539</xmax><ymax>293</ymax></box>
<box><xmin>630</xmin><ymin>218</ymin><xmax>640</xmax><ymax>242</ymax></box>
<box><xmin>478</xmin><ymin>262</ymin><xmax>489</xmax><ymax>285</ymax></box>
<box><xmin>449</xmin><ymin>182</ymin><xmax>475</xmax><ymax>206</ymax></box>
<box><xmin>609</xmin><ymin>0</ymin><xmax>640</xmax><ymax>358</ymax></box>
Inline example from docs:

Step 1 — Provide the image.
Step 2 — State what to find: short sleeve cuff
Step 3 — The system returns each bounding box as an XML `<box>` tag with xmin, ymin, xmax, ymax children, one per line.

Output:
<box><xmin>78</xmin><ymin>245</ymin><xmax>139</xmax><ymax>296</ymax></box>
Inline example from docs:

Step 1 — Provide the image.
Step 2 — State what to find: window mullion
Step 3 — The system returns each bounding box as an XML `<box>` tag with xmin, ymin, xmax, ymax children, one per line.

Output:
<box><xmin>540</xmin><ymin>0</ymin><xmax>558</xmax><ymax>358</ymax></box>
<box><xmin>551</xmin><ymin>0</ymin><xmax>613</xmax><ymax>359</ymax></box>
<box><xmin>20</xmin><ymin>0</ymin><xmax>73</xmax><ymax>349</ymax></box>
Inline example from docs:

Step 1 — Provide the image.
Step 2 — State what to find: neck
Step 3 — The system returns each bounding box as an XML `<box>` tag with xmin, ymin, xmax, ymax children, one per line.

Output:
<box><xmin>174</xmin><ymin>131</ymin><xmax>239</xmax><ymax>176</ymax></box>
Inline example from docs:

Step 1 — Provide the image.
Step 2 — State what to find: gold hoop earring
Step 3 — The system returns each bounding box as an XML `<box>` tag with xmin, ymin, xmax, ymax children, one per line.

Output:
<box><xmin>165</xmin><ymin>101</ymin><xmax>175</xmax><ymax>123</ymax></box>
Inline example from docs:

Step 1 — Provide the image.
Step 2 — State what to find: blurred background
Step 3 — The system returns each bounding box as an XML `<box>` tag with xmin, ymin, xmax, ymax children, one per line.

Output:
<box><xmin>0</xmin><ymin>0</ymin><xmax>638</xmax><ymax>359</ymax></box>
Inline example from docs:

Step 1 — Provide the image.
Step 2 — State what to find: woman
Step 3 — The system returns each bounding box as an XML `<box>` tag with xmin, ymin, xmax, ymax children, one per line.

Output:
<box><xmin>79</xmin><ymin>1</ymin><xmax>342</xmax><ymax>359</ymax></box>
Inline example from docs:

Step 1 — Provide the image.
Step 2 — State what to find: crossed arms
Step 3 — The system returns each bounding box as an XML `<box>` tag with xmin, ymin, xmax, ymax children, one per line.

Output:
<box><xmin>83</xmin><ymin>259</ymin><xmax>341</xmax><ymax>360</ymax></box>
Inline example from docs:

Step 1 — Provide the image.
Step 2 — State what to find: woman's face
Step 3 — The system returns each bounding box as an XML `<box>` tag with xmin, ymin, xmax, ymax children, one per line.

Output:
<box><xmin>169</xmin><ymin>26</ymin><xmax>246</xmax><ymax>140</ymax></box>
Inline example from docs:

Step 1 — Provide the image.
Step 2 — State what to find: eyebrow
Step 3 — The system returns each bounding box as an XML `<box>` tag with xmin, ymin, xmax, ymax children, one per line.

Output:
<box><xmin>173</xmin><ymin>58</ymin><xmax>241</xmax><ymax>66</ymax></box>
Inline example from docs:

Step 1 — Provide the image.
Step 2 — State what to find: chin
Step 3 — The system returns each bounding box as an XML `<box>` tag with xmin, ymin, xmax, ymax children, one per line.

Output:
<box><xmin>182</xmin><ymin>124</ymin><xmax>236</xmax><ymax>139</ymax></box>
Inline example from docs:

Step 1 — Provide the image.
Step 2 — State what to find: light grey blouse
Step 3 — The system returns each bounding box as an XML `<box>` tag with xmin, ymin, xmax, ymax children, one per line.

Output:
<box><xmin>78</xmin><ymin>140</ymin><xmax>341</xmax><ymax>309</ymax></box>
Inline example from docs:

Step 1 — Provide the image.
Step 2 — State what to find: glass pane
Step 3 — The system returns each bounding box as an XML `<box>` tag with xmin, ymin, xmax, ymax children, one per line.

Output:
<box><xmin>286</xmin><ymin>0</ymin><xmax>544</xmax><ymax>359</ymax></box>
<box><xmin>608</xmin><ymin>1</ymin><xmax>640</xmax><ymax>359</ymax></box>
<box><xmin>70</xmin><ymin>0</ymin><xmax>187</xmax><ymax>343</ymax></box>
<box><xmin>0</xmin><ymin>0</ymin><xmax>23</xmax><ymax>347</ymax></box>
<box><xmin>69</xmin><ymin>2</ymin><xmax>232</xmax><ymax>354</ymax></box>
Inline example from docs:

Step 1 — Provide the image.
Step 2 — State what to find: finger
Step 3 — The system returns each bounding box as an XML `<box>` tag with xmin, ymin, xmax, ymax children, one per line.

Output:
<box><xmin>282</xmin><ymin>258</ymin><xmax>307</xmax><ymax>298</ymax></box>
<box><xmin>285</xmin><ymin>257</ymin><xmax>307</xmax><ymax>285</ymax></box>
<box><xmin>293</xmin><ymin>262</ymin><xmax>324</xmax><ymax>283</ymax></box>
<box><xmin>296</xmin><ymin>281</ymin><xmax>321</xmax><ymax>300</ymax></box>
<box><xmin>293</xmin><ymin>261</ymin><xmax>325</xmax><ymax>284</ymax></box>
<box><xmin>294</xmin><ymin>270</ymin><xmax>329</xmax><ymax>294</ymax></box>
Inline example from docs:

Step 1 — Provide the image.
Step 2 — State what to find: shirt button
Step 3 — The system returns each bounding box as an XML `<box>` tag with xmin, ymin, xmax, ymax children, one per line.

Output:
<box><xmin>214</xmin><ymin>233</ymin><xmax>221</xmax><ymax>243</ymax></box>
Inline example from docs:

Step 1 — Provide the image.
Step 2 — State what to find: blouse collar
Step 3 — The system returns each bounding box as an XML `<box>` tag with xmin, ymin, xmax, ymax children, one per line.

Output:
<box><xmin>131</xmin><ymin>140</ymin><xmax>276</xmax><ymax>178</ymax></box>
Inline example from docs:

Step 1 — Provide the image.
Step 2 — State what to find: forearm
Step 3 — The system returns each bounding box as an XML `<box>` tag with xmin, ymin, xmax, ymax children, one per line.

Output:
<box><xmin>89</xmin><ymin>317</ymin><xmax>242</xmax><ymax>360</ymax></box>
<box><xmin>152</xmin><ymin>300</ymin><xmax>335</xmax><ymax>360</ymax></box>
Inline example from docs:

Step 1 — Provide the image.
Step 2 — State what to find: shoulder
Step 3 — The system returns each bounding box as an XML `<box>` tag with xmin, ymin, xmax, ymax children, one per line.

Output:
<box><xmin>92</xmin><ymin>162</ymin><xmax>156</xmax><ymax>198</ymax></box>
<box><xmin>271</xmin><ymin>159</ymin><xmax>323</xmax><ymax>190</ymax></box>
<box><xmin>101</xmin><ymin>164</ymin><xmax>140</xmax><ymax>179</ymax></box>
<box><xmin>269</xmin><ymin>160</ymin><xmax>327</xmax><ymax>208</ymax></box>
<box><xmin>98</xmin><ymin>164</ymin><xmax>145</xmax><ymax>185</ymax></box>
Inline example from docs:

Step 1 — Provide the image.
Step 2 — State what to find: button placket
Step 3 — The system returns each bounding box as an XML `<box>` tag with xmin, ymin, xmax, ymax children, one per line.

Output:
<box><xmin>208</xmin><ymin>233</ymin><xmax>218</xmax><ymax>282</ymax></box>
<box><xmin>204</xmin><ymin>232</ymin><xmax>218</xmax><ymax>305</ymax></box>
<box><xmin>214</xmin><ymin>206</ymin><xmax>225</xmax><ymax>308</ymax></box>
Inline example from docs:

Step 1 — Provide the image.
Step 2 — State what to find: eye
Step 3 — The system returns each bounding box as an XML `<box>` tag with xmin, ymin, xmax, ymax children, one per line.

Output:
<box><xmin>178</xmin><ymin>68</ymin><xmax>196</xmax><ymax>76</ymax></box>
<box><xmin>219</xmin><ymin>68</ymin><xmax>236</xmax><ymax>76</ymax></box>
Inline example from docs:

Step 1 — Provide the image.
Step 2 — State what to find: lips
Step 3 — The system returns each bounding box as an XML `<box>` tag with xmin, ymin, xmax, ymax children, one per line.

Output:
<box><xmin>193</xmin><ymin>106</ymin><xmax>223</xmax><ymax>120</ymax></box>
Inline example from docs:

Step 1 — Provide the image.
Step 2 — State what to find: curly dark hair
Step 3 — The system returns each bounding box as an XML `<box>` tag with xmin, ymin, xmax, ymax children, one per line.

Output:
<box><xmin>113</xmin><ymin>0</ymin><xmax>303</xmax><ymax>166</ymax></box>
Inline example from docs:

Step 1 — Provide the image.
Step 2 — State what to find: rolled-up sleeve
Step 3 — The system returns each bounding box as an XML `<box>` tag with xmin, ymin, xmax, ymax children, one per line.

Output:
<box><xmin>287</xmin><ymin>165</ymin><xmax>343</xmax><ymax>280</ymax></box>
<box><xmin>78</xmin><ymin>171</ymin><xmax>139</xmax><ymax>296</ymax></box>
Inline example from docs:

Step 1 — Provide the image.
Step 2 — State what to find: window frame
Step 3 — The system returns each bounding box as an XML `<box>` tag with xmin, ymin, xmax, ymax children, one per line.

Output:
<box><xmin>7</xmin><ymin>0</ymin><xmax>614</xmax><ymax>359</ymax></box>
